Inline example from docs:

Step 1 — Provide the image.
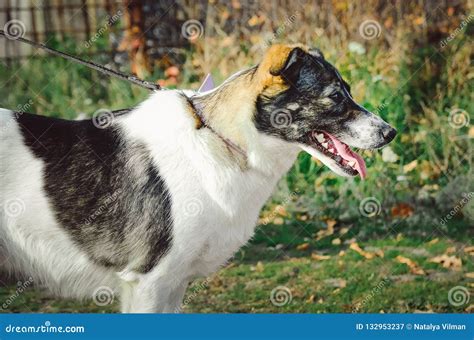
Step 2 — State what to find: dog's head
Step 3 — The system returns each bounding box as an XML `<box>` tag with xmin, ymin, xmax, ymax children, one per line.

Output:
<box><xmin>254</xmin><ymin>44</ymin><xmax>397</xmax><ymax>179</ymax></box>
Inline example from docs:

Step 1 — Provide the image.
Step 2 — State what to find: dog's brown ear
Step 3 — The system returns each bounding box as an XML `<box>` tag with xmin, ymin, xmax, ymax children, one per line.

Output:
<box><xmin>257</xmin><ymin>45</ymin><xmax>306</xmax><ymax>89</ymax></box>
<box><xmin>259</xmin><ymin>45</ymin><xmax>306</xmax><ymax>75</ymax></box>
<box><xmin>269</xmin><ymin>46</ymin><xmax>306</xmax><ymax>77</ymax></box>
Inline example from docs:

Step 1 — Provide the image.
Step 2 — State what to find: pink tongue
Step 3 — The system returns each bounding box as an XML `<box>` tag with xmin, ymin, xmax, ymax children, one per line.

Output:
<box><xmin>326</xmin><ymin>133</ymin><xmax>367</xmax><ymax>179</ymax></box>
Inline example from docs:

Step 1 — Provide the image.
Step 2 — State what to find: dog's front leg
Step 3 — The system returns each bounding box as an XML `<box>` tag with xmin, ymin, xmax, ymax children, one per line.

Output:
<box><xmin>120</xmin><ymin>273</ymin><xmax>188</xmax><ymax>313</ymax></box>
<box><xmin>165</xmin><ymin>281</ymin><xmax>189</xmax><ymax>313</ymax></box>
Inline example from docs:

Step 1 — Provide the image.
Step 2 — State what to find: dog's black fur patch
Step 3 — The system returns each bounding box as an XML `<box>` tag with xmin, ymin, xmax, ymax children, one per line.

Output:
<box><xmin>16</xmin><ymin>110</ymin><xmax>173</xmax><ymax>273</ymax></box>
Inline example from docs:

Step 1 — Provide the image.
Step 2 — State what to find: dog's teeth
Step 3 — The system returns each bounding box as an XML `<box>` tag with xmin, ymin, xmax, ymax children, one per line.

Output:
<box><xmin>348</xmin><ymin>161</ymin><xmax>356</xmax><ymax>167</ymax></box>
<box><xmin>328</xmin><ymin>148</ymin><xmax>335</xmax><ymax>153</ymax></box>
<box><xmin>322</xmin><ymin>142</ymin><xmax>329</xmax><ymax>148</ymax></box>
<box><xmin>316</xmin><ymin>133</ymin><xmax>325</xmax><ymax>143</ymax></box>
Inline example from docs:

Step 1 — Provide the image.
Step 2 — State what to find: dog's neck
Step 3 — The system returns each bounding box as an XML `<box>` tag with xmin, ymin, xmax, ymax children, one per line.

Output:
<box><xmin>190</xmin><ymin>68</ymin><xmax>258</xmax><ymax>153</ymax></box>
<box><xmin>189</xmin><ymin>67</ymin><xmax>298</xmax><ymax>173</ymax></box>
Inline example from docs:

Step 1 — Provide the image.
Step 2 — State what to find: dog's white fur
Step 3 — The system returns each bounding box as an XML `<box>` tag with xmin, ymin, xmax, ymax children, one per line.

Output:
<box><xmin>0</xmin><ymin>87</ymin><xmax>299</xmax><ymax>312</ymax></box>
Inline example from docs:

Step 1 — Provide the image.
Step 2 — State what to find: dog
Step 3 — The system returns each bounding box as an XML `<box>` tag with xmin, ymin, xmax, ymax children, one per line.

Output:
<box><xmin>0</xmin><ymin>44</ymin><xmax>396</xmax><ymax>312</ymax></box>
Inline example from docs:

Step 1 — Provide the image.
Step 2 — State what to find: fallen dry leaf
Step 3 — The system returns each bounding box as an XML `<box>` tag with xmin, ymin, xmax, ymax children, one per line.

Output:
<box><xmin>414</xmin><ymin>309</ymin><xmax>434</xmax><ymax>314</ymax></box>
<box><xmin>465</xmin><ymin>272</ymin><xmax>474</xmax><ymax>279</ymax></box>
<box><xmin>311</xmin><ymin>253</ymin><xmax>331</xmax><ymax>261</ymax></box>
<box><xmin>324</xmin><ymin>278</ymin><xmax>347</xmax><ymax>288</ymax></box>
<box><xmin>326</xmin><ymin>219</ymin><xmax>337</xmax><ymax>229</ymax></box>
<box><xmin>469</xmin><ymin>126</ymin><xmax>474</xmax><ymax>138</ymax></box>
<box><xmin>396</xmin><ymin>255</ymin><xmax>426</xmax><ymax>275</ymax></box>
<box><xmin>298</xmin><ymin>214</ymin><xmax>308</xmax><ymax>221</ymax></box>
<box><xmin>274</xmin><ymin>205</ymin><xmax>288</xmax><ymax>217</ymax></box>
<box><xmin>350</xmin><ymin>242</ymin><xmax>375</xmax><ymax>259</ymax></box>
<box><xmin>420</xmin><ymin>160</ymin><xmax>440</xmax><ymax>180</ymax></box>
<box><xmin>445</xmin><ymin>246</ymin><xmax>456</xmax><ymax>254</ymax></box>
<box><xmin>403</xmin><ymin>159</ymin><xmax>418</xmax><ymax>173</ymax></box>
<box><xmin>391</xmin><ymin>203</ymin><xmax>414</xmax><ymax>218</ymax></box>
<box><xmin>429</xmin><ymin>255</ymin><xmax>462</xmax><ymax>271</ymax></box>
<box><xmin>250</xmin><ymin>261</ymin><xmax>265</xmax><ymax>272</ymax></box>
<box><xmin>296</xmin><ymin>243</ymin><xmax>310</xmax><ymax>251</ymax></box>
<box><xmin>413</xmin><ymin>16</ymin><xmax>425</xmax><ymax>25</ymax></box>
<box><xmin>332</xmin><ymin>238</ymin><xmax>342</xmax><ymax>245</ymax></box>
<box><xmin>273</xmin><ymin>217</ymin><xmax>284</xmax><ymax>225</ymax></box>
<box><xmin>315</xmin><ymin>219</ymin><xmax>336</xmax><ymax>240</ymax></box>
<box><xmin>463</xmin><ymin>246</ymin><xmax>474</xmax><ymax>255</ymax></box>
<box><xmin>465</xmin><ymin>304</ymin><xmax>474</xmax><ymax>313</ymax></box>
<box><xmin>247</xmin><ymin>14</ymin><xmax>264</xmax><ymax>26</ymax></box>
<box><xmin>306</xmin><ymin>294</ymin><xmax>315</xmax><ymax>304</ymax></box>
<box><xmin>427</xmin><ymin>238</ymin><xmax>439</xmax><ymax>245</ymax></box>
<box><xmin>339</xmin><ymin>227</ymin><xmax>349</xmax><ymax>235</ymax></box>
<box><xmin>374</xmin><ymin>249</ymin><xmax>385</xmax><ymax>258</ymax></box>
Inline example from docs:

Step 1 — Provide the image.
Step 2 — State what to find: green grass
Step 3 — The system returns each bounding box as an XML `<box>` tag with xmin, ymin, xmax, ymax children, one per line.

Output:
<box><xmin>1</xmin><ymin>218</ymin><xmax>471</xmax><ymax>313</ymax></box>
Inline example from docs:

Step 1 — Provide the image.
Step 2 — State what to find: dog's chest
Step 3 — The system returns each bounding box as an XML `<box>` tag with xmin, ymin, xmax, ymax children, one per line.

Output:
<box><xmin>169</xmin><ymin>167</ymin><xmax>277</xmax><ymax>276</ymax></box>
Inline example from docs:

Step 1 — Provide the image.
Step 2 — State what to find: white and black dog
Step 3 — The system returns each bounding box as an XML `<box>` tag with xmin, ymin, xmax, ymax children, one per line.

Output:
<box><xmin>0</xmin><ymin>44</ymin><xmax>396</xmax><ymax>312</ymax></box>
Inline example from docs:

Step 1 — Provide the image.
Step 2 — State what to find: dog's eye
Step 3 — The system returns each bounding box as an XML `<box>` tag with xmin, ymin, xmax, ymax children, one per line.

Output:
<box><xmin>329</xmin><ymin>92</ymin><xmax>343</xmax><ymax>102</ymax></box>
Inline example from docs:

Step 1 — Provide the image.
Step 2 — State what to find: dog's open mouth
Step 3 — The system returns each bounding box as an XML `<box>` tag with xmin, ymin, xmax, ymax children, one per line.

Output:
<box><xmin>300</xmin><ymin>131</ymin><xmax>367</xmax><ymax>179</ymax></box>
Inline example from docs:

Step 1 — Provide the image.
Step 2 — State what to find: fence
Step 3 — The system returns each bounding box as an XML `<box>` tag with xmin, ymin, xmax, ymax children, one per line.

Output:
<box><xmin>0</xmin><ymin>1</ymin><xmax>466</xmax><ymax>77</ymax></box>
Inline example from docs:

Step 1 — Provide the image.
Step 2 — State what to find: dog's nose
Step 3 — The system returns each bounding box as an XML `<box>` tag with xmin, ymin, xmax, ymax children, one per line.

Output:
<box><xmin>382</xmin><ymin>126</ymin><xmax>397</xmax><ymax>143</ymax></box>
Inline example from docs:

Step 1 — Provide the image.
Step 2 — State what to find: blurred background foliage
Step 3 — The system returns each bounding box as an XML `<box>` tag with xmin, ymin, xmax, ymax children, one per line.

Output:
<box><xmin>0</xmin><ymin>0</ymin><xmax>472</xmax><ymax>312</ymax></box>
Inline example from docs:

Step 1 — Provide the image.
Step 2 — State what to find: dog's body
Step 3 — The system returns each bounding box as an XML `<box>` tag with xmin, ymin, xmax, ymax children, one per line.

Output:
<box><xmin>0</xmin><ymin>45</ymin><xmax>396</xmax><ymax>312</ymax></box>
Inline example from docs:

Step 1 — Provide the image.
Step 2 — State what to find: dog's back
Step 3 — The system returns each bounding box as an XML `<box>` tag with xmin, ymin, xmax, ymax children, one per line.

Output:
<box><xmin>0</xmin><ymin>109</ymin><xmax>174</xmax><ymax>296</ymax></box>
<box><xmin>1</xmin><ymin>109</ymin><xmax>122</xmax><ymax>296</ymax></box>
